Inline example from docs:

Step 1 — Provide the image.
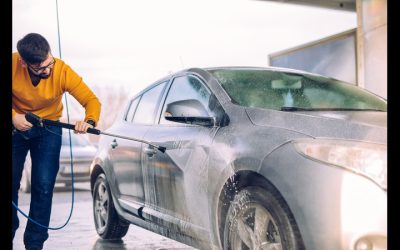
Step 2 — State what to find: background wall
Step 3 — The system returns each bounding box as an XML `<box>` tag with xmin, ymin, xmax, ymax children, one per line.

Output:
<box><xmin>356</xmin><ymin>0</ymin><xmax>387</xmax><ymax>98</ymax></box>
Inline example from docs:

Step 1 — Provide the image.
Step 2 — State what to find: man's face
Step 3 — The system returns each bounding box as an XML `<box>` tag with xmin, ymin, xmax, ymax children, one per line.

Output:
<box><xmin>25</xmin><ymin>53</ymin><xmax>55</xmax><ymax>79</ymax></box>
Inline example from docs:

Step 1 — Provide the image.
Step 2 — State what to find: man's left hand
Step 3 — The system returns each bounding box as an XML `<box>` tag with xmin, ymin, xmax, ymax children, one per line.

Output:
<box><xmin>74</xmin><ymin>121</ymin><xmax>93</xmax><ymax>134</ymax></box>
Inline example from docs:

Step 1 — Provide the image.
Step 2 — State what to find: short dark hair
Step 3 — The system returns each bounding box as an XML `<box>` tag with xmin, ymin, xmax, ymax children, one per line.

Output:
<box><xmin>17</xmin><ymin>33</ymin><xmax>51</xmax><ymax>64</ymax></box>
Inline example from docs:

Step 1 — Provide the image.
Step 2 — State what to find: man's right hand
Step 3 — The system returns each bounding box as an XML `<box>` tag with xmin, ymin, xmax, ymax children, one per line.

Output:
<box><xmin>12</xmin><ymin>113</ymin><xmax>33</xmax><ymax>131</ymax></box>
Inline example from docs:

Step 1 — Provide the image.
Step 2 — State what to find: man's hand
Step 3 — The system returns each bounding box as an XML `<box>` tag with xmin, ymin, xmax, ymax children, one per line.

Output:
<box><xmin>12</xmin><ymin>113</ymin><xmax>33</xmax><ymax>131</ymax></box>
<box><xmin>74</xmin><ymin>121</ymin><xmax>94</xmax><ymax>134</ymax></box>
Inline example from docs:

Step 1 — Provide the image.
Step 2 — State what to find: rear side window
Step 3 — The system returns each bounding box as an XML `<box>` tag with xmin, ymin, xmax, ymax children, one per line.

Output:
<box><xmin>125</xmin><ymin>97</ymin><xmax>140</xmax><ymax>122</ymax></box>
<box><xmin>133</xmin><ymin>82</ymin><xmax>167</xmax><ymax>124</ymax></box>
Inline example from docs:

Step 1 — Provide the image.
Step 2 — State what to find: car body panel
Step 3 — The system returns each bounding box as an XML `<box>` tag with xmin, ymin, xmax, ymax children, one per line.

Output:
<box><xmin>246</xmin><ymin>108</ymin><xmax>386</xmax><ymax>143</ymax></box>
<box><xmin>90</xmin><ymin>67</ymin><xmax>387</xmax><ymax>250</ymax></box>
<box><xmin>58</xmin><ymin>146</ymin><xmax>97</xmax><ymax>181</ymax></box>
<box><xmin>108</xmin><ymin>124</ymin><xmax>148</xmax><ymax>204</ymax></box>
<box><xmin>259</xmin><ymin>143</ymin><xmax>387</xmax><ymax>250</ymax></box>
<box><xmin>141</xmin><ymin>123</ymin><xmax>218</xmax><ymax>241</ymax></box>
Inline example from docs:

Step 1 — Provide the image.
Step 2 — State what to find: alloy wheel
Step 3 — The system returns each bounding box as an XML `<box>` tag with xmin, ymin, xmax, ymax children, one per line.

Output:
<box><xmin>94</xmin><ymin>181</ymin><xmax>109</xmax><ymax>234</ymax></box>
<box><xmin>230</xmin><ymin>203</ymin><xmax>282</xmax><ymax>250</ymax></box>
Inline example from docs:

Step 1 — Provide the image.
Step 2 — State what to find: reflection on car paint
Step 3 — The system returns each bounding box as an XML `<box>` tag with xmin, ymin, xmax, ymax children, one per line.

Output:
<box><xmin>90</xmin><ymin>67</ymin><xmax>386</xmax><ymax>250</ymax></box>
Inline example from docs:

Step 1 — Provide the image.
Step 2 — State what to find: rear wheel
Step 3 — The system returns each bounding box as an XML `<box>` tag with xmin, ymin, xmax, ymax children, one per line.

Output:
<box><xmin>223</xmin><ymin>186</ymin><xmax>304</xmax><ymax>250</ymax></box>
<box><xmin>93</xmin><ymin>173</ymin><xmax>129</xmax><ymax>239</ymax></box>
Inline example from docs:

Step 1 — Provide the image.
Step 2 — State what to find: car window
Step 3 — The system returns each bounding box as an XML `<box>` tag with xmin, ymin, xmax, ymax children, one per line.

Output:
<box><xmin>160</xmin><ymin>75</ymin><xmax>211</xmax><ymax>124</ymax></box>
<box><xmin>125</xmin><ymin>97</ymin><xmax>140</xmax><ymax>122</ymax></box>
<box><xmin>210</xmin><ymin>69</ymin><xmax>387</xmax><ymax>111</ymax></box>
<box><xmin>133</xmin><ymin>82</ymin><xmax>167</xmax><ymax>124</ymax></box>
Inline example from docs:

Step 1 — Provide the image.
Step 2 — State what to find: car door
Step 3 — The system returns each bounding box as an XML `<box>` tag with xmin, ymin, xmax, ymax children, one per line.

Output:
<box><xmin>141</xmin><ymin>75</ymin><xmax>220</xmax><ymax>240</ymax></box>
<box><xmin>109</xmin><ymin>81</ymin><xmax>167</xmax><ymax>215</ymax></box>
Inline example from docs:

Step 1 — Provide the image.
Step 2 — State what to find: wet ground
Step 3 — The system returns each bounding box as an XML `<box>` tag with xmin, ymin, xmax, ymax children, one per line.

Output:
<box><xmin>13</xmin><ymin>182</ymin><xmax>196</xmax><ymax>250</ymax></box>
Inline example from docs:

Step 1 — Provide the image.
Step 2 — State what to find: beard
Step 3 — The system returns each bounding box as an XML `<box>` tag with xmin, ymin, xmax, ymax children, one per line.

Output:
<box><xmin>38</xmin><ymin>72</ymin><xmax>51</xmax><ymax>79</ymax></box>
<box><xmin>28</xmin><ymin>68</ymin><xmax>52</xmax><ymax>79</ymax></box>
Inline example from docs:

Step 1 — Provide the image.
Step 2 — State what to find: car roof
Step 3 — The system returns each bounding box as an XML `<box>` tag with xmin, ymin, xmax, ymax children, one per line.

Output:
<box><xmin>176</xmin><ymin>66</ymin><xmax>330</xmax><ymax>79</ymax></box>
<box><xmin>128</xmin><ymin>66</ymin><xmax>332</xmax><ymax>101</ymax></box>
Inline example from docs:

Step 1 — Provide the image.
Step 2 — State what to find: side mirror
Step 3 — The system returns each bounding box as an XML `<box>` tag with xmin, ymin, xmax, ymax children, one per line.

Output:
<box><xmin>164</xmin><ymin>99</ymin><xmax>216</xmax><ymax>127</ymax></box>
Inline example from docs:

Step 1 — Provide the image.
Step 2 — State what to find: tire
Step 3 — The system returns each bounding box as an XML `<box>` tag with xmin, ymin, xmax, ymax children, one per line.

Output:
<box><xmin>93</xmin><ymin>173</ymin><xmax>129</xmax><ymax>239</ymax></box>
<box><xmin>223</xmin><ymin>186</ymin><xmax>304</xmax><ymax>250</ymax></box>
<box><xmin>20</xmin><ymin>166</ymin><xmax>31</xmax><ymax>193</ymax></box>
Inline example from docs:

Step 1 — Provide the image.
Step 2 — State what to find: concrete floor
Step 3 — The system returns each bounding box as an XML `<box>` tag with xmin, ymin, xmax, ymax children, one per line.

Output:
<box><xmin>12</xmin><ymin>183</ymin><xmax>196</xmax><ymax>250</ymax></box>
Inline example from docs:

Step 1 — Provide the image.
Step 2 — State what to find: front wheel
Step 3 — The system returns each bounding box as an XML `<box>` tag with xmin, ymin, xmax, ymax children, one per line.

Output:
<box><xmin>93</xmin><ymin>173</ymin><xmax>129</xmax><ymax>239</ymax></box>
<box><xmin>223</xmin><ymin>186</ymin><xmax>304</xmax><ymax>250</ymax></box>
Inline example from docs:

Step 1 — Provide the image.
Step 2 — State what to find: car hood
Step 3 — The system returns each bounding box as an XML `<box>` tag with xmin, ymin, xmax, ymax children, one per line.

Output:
<box><xmin>246</xmin><ymin>108</ymin><xmax>387</xmax><ymax>143</ymax></box>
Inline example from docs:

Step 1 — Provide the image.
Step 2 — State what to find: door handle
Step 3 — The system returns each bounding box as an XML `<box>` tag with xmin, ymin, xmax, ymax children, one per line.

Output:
<box><xmin>144</xmin><ymin>146</ymin><xmax>157</xmax><ymax>156</ymax></box>
<box><xmin>111</xmin><ymin>139</ymin><xmax>118</xmax><ymax>149</ymax></box>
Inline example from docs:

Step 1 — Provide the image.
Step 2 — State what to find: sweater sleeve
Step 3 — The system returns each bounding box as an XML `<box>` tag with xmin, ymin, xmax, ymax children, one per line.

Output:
<box><xmin>63</xmin><ymin>65</ymin><xmax>101</xmax><ymax>124</ymax></box>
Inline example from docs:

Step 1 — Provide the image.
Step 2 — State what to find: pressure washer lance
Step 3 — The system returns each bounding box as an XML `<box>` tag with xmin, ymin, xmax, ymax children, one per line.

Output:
<box><xmin>25</xmin><ymin>112</ymin><xmax>166</xmax><ymax>153</ymax></box>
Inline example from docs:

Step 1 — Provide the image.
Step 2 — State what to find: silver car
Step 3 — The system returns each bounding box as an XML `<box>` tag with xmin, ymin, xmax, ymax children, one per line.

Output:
<box><xmin>90</xmin><ymin>67</ymin><xmax>387</xmax><ymax>250</ymax></box>
<box><xmin>20</xmin><ymin>132</ymin><xmax>97</xmax><ymax>193</ymax></box>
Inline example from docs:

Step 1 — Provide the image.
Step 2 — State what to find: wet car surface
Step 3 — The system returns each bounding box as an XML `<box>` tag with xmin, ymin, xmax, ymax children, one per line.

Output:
<box><xmin>90</xmin><ymin>67</ymin><xmax>387</xmax><ymax>250</ymax></box>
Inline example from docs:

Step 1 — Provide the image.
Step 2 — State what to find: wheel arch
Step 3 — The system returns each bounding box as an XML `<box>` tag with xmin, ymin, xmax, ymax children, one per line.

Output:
<box><xmin>90</xmin><ymin>164</ymin><xmax>105</xmax><ymax>195</ymax></box>
<box><xmin>217</xmin><ymin>170</ymin><xmax>304</xmax><ymax>249</ymax></box>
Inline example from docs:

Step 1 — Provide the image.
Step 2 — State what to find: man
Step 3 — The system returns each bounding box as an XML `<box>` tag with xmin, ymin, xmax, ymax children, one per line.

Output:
<box><xmin>12</xmin><ymin>33</ymin><xmax>101</xmax><ymax>250</ymax></box>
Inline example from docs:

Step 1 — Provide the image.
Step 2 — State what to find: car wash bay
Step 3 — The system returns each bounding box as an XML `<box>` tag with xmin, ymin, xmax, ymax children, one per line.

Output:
<box><xmin>13</xmin><ymin>183</ymin><xmax>195</xmax><ymax>250</ymax></box>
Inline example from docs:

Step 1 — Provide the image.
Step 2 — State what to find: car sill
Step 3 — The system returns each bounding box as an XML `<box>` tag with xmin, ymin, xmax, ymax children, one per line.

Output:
<box><xmin>118</xmin><ymin>198</ymin><xmax>143</xmax><ymax>217</ymax></box>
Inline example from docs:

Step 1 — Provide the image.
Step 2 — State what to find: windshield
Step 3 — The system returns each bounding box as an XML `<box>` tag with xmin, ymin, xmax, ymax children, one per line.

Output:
<box><xmin>209</xmin><ymin>69</ymin><xmax>387</xmax><ymax>112</ymax></box>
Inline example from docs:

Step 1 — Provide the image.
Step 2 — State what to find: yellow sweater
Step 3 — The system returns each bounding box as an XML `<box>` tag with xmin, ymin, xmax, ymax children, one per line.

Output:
<box><xmin>12</xmin><ymin>52</ymin><xmax>101</xmax><ymax>124</ymax></box>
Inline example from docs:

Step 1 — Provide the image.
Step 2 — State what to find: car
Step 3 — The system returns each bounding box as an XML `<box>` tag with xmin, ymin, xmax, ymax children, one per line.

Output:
<box><xmin>20</xmin><ymin>132</ymin><xmax>97</xmax><ymax>193</ymax></box>
<box><xmin>89</xmin><ymin>67</ymin><xmax>387</xmax><ymax>250</ymax></box>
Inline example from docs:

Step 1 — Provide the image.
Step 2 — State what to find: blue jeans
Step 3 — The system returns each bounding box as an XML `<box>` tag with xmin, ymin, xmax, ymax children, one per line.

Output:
<box><xmin>12</xmin><ymin>125</ymin><xmax>62</xmax><ymax>249</ymax></box>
